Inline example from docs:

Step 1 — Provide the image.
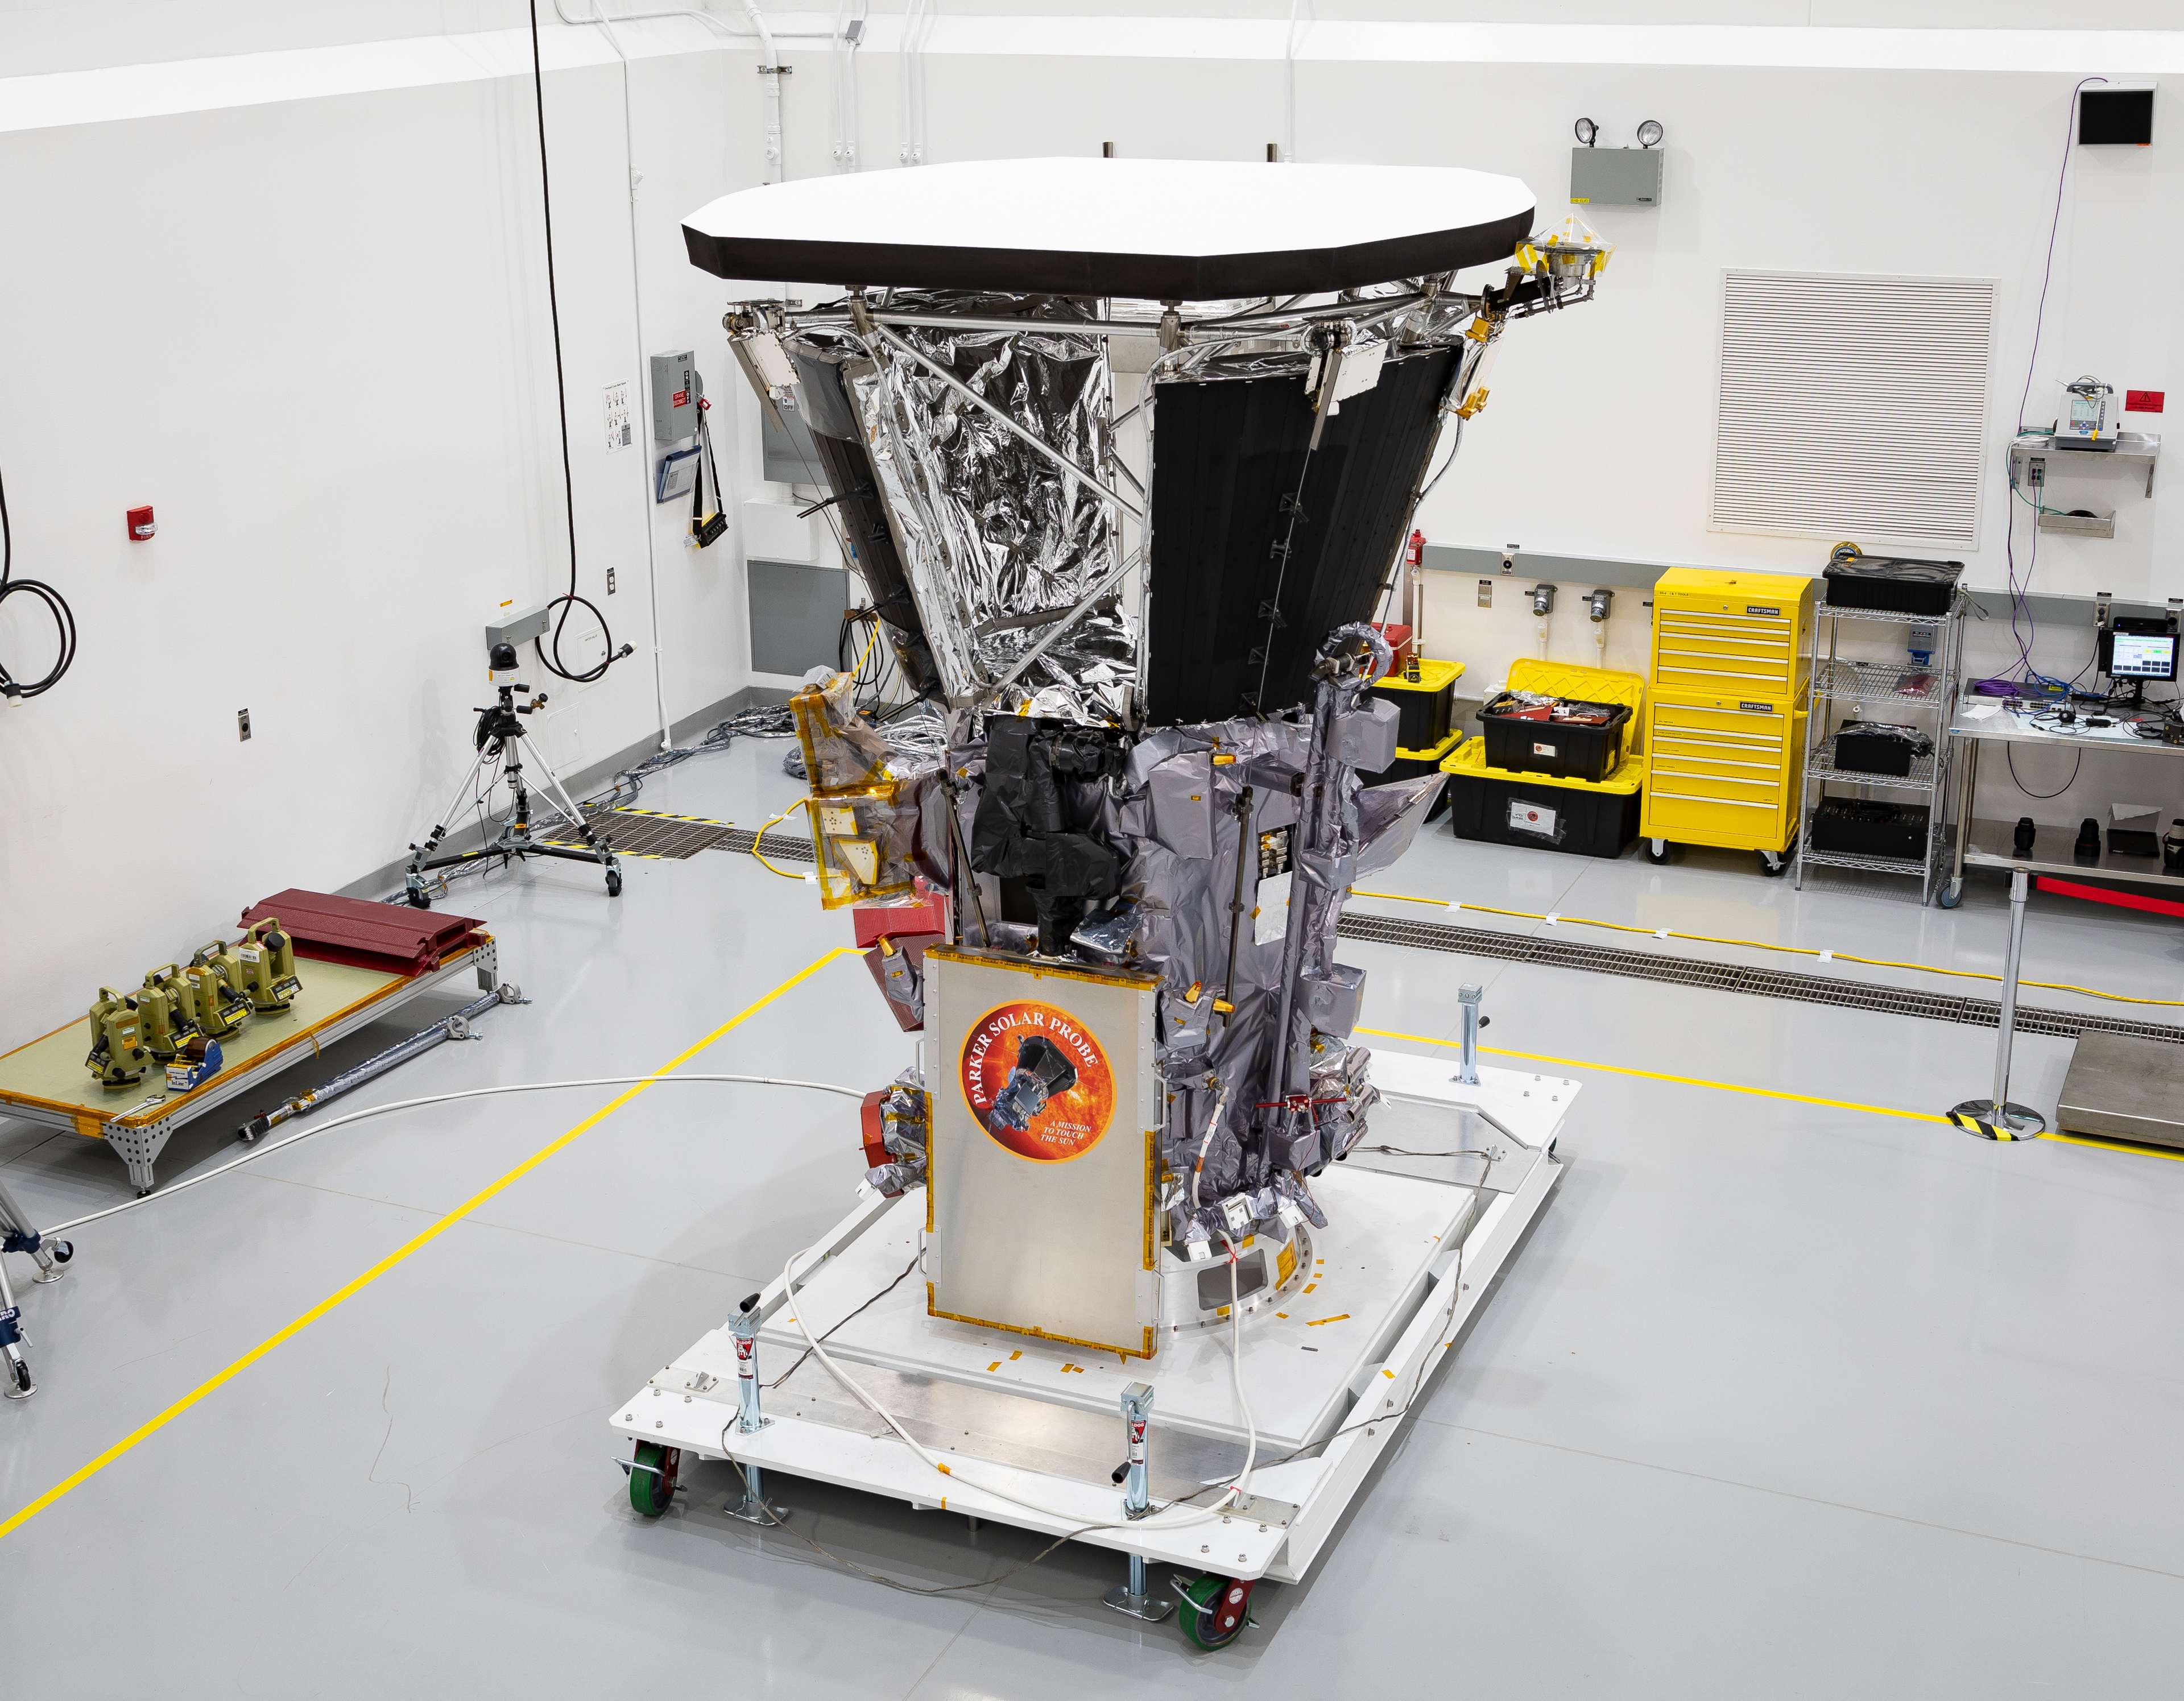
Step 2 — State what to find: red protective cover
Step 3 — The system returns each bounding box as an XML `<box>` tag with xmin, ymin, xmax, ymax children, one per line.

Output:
<box><xmin>861</xmin><ymin>933</ymin><xmax>947</xmax><ymax>1032</ymax></box>
<box><xmin>2034</xmin><ymin>876</ymin><xmax>2184</xmax><ymax>919</ymax></box>
<box><xmin>1370</xmin><ymin>622</ymin><xmax>1415</xmax><ymax>668</ymax></box>
<box><xmin>853</xmin><ymin>888</ymin><xmax>949</xmax><ymax>947</ymax></box>
<box><xmin>859</xmin><ymin>1088</ymin><xmax>891</xmax><ymax>1167</ymax></box>
<box><xmin>239</xmin><ymin>889</ymin><xmax>486</xmax><ymax>976</ymax></box>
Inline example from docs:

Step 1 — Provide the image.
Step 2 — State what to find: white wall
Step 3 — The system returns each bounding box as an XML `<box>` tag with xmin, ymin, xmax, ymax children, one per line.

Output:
<box><xmin>0</xmin><ymin>23</ymin><xmax>757</xmax><ymax>1048</ymax></box>
<box><xmin>3</xmin><ymin>11</ymin><xmax>2183</xmax><ymax>1045</ymax></box>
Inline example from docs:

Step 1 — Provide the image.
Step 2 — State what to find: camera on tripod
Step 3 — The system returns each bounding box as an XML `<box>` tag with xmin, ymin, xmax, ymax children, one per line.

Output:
<box><xmin>402</xmin><ymin>642</ymin><xmax>623</xmax><ymax>907</ymax></box>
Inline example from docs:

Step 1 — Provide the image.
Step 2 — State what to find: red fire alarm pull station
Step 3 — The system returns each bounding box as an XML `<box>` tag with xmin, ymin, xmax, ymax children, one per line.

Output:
<box><xmin>127</xmin><ymin>504</ymin><xmax>156</xmax><ymax>540</ymax></box>
<box><xmin>2125</xmin><ymin>390</ymin><xmax>2165</xmax><ymax>414</ymax></box>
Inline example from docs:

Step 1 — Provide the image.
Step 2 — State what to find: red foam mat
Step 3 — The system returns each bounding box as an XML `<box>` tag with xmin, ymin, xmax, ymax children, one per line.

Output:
<box><xmin>240</xmin><ymin>889</ymin><xmax>486</xmax><ymax>976</ymax></box>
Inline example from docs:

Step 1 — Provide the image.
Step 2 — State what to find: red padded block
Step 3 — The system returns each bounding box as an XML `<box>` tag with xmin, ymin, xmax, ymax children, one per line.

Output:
<box><xmin>241</xmin><ymin>888</ymin><xmax>486</xmax><ymax>976</ymax></box>
<box><xmin>852</xmin><ymin>889</ymin><xmax>948</xmax><ymax>947</ymax></box>
<box><xmin>860</xmin><ymin>1088</ymin><xmax>891</xmax><ymax>1166</ymax></box>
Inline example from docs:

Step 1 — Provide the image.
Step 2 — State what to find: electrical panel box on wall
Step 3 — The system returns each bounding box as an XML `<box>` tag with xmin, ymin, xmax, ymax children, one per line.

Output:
<box><xmin>650</xmin><ymin>350</ymin><xmax>700</xmax><ymax>441</ymax></box>
<box><xmin>1570</xmin><ymin>147</ymin><xmax>1662</xmax><ymax>207</ymax></box>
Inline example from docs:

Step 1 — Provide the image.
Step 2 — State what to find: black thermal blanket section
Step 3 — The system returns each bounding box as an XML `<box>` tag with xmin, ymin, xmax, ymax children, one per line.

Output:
<box><xmin>788</xmin><ymin>349</ymin><xmax>941</xmax><ymax>698</ymax></box>
<box><xmin>970</xmin><ymin>717</ymin><xmax>1128</xmax><ymax>955</ymax></box>
<box><xmin>1143</xmin><ymin>346</ymin><xmax>1459</xmax><ymax>725</ymax></box>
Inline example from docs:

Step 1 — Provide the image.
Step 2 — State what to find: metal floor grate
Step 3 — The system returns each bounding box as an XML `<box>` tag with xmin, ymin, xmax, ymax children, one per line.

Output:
<box><xmin>584</xmin><ymin>809</ymin><xmax>737</xmax><ymax>860</ymax></box>
<box><xmin>714</xmin><ymin>824</ymin><xmax>814</xmax><ymax>863</ymax></box>
<box><xmin>1337</xmin><ymin>910</ymin><xmax>2184</xmax><ymax>1048</ymax></box>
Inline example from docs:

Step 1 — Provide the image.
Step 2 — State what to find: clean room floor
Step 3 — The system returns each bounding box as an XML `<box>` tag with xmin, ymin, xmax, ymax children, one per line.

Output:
<box><xmin>3</xmin><ymin>729</ymin><xmax>2181</xmax><ymax>1698</ymax></box>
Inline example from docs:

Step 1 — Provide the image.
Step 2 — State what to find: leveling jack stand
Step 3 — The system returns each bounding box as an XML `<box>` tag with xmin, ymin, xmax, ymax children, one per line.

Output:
<box><xmin>1949</xmin><ymin>867</ymin><xmax>2046</xmax><ymax>1140</ymax></box>
<box><xmin>0</xmin><ymin>1176</ymin><xmax>75</xmax><ymax>1399</ymax></box>
<box><xmin>404</xmin><ymin>680</ymin><xmax>622</xmax><ymax>907</ymax></box>
<box><xmin>725</xmin><ymin>1293</ymin><xmax>788</xmax><ymax>1525</ymax></box>
<box><xmin>1101</xmin><ymin>1383</ymin><xmax>1177</xmax><ymax>1622</ymax></box>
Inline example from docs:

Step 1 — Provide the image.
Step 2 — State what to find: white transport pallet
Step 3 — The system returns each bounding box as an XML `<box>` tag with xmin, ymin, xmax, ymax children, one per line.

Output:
<box><xmin>609</xmin><ymin>1053</ymin><xmax>1573</xmax><ymax>1589</ymax></box>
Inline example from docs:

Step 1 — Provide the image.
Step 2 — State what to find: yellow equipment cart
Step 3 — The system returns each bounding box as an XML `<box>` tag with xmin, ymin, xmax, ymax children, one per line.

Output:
<box><xmin>1639</xmin><ymin>566</ymin><xmax>1817</xmax><ymax>876</ymax></box>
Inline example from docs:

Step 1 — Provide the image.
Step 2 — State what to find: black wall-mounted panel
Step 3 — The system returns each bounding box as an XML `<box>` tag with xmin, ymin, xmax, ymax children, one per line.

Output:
<box><xmin>2080</xmin><ymin>88</ymin><xmax>2154</xmax><ymax>146</ymax></box>
<box><xmin>1143</xmin><ymin>346</ymin><xmax>1458</xmax><ymax>725</ymax></box>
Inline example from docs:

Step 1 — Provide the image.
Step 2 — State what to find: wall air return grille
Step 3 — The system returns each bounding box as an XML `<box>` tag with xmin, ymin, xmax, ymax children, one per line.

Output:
<box><xmin>1710</xmin><ymin>270</ymin><xmax>1996</xmax><ymax>549</ymax></box>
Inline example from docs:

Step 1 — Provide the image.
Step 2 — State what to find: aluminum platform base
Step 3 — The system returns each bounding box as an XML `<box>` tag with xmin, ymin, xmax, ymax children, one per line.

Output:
<box><xmin>609</xmin><ymin>1054</ymin><xmax>1573</xmax><ymax>1588</ymax></box>
<box><xmin>2057</xmin><ymin>1029</ymin><xmax>2184</xmax><ymax>1149</ymax></box>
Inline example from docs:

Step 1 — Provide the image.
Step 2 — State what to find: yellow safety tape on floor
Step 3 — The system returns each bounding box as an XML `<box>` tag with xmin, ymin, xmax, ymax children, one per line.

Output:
<box><xmin>1355</xmin><ymin>1025</ymin><xmax>1954</xmax><ymax>1125</ymax></box>
<box><xmin>1351</xmin><ymin>888</ymin><xmax>2184</xmax><ymax>1011</ymax></box>
<box><xmin>0</xmin><ymin>946</ymin><xmax>858</xmax><ymax>1543</ymax></box>
<box><xmin>1355</xmin><ymin>1025</ymin><xmax>2184</xmax><ymax>1164</ymax></box>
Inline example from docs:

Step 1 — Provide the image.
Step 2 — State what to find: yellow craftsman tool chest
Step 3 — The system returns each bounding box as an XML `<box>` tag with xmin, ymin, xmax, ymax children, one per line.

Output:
<box><xmin>1641</xmin><ymin>568</ymin><xmax>1817</xmax><ymax>870</ymax></box>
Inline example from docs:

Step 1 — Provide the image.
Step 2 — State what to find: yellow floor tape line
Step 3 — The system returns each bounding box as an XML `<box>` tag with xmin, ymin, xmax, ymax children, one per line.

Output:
<box><xmin>0</xmin><ymin>946</ymin><xmax>858</xmax><ymax>1543</ymax></box>
<box><xmin>1350</xmin><ymin>887</ymin><xmax>2184</xmax><ymax>1011</ymax></box>
<box><xmin>1356</xmin><ymin>1025</ymin><xmax>2184</xmax><ymax>1162</ymax></box>
<box><xmin>1356</xmin><ymin>1025</ymin><xmax>1954</xmax><ymax>1125</ymax></box>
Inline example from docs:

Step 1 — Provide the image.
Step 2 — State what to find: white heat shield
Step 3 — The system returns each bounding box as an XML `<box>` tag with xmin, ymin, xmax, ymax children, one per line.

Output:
<box><xmin>925</xmin><ymin>948</ymin><xmax>1162</xmax><ymax>1359</ymax></box>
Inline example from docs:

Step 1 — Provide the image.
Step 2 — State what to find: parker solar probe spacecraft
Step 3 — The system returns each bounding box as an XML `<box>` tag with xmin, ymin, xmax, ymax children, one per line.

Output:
<box><xmin>614</xmin><ymin>158</ymin><xmax>1604</xmax><ymax>1640</ymax></box>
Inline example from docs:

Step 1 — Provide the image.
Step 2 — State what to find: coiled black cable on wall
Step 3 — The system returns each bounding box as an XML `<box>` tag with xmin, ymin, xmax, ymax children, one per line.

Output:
<box><xmin>527</xmin><ymin>0</ymin><xmax>632</xmax><ymax>686</ymax></box>
<box><xmin>0</xmin><ymin>455</ymin><xmax>77</xmax><ymax>702</ymax></box>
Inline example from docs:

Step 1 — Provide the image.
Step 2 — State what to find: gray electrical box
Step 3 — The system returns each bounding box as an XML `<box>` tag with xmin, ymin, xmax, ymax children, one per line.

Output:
<box><xmin>650</xmin><ymin>350</ymin><xmax>701</xmax><ymax>441</ymax></box>
<box><xmin>1570</xmin><ymin>147</ymin><xmax>1662</xmax><ymax>208</ymax></box>
<box><xmin>485</xmin><ymin>603</ymin><xmax>552</xmax><ymax>661</ymax></box>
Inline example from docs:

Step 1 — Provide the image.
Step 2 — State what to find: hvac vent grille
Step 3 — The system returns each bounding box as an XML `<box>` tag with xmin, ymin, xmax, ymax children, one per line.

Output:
<box><xmin>1710</xmin><ymin>270</ymin><xmax>1996</xmax><ymax>549</ymax></box>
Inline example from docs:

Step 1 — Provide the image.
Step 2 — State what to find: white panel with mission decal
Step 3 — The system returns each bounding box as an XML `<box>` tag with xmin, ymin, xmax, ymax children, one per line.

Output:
<box><xmin>925</xmin><ymin>948</ymin><xmax>1161</xmax><ymax>1360</ymax></box>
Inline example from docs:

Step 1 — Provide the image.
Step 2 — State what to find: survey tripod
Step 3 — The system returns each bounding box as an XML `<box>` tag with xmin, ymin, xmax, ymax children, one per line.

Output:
<box><xmin>404</xmin><ymin>678</ymin><xmax>622</xmax><ymax>908</ymax></box>
<box><xmin>0</xmin><ymin>1176</ymin><xmax>73</xmax><ymax>1398</ymax></box>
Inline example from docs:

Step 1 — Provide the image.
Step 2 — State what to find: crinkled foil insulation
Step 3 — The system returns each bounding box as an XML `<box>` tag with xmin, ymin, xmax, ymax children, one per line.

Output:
<box><xmin>788</xmin><ymin>297</ymin><xmax>1135</xmax><ymax>722</ymax></box>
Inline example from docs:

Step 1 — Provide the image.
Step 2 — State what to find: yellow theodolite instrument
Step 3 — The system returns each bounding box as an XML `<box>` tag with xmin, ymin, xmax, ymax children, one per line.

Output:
<box><xmin>234</xmin><ymin>918</ymin><xmax>303</xmax><ymax>1015</ymax></box>
<box><xmin>134</xmin><ymin>964</ymin><xmax>200</xmax><ymax>1061</ymax></box>
<box><xmin>85</xmin><ymin>987</ymin><xmax>150</xmax><ymax>1089</ymax></box>
<box><xmin>184</xmin><ymin>942</ymin><xmax>253</xmax><ymax>1038</ymax></box>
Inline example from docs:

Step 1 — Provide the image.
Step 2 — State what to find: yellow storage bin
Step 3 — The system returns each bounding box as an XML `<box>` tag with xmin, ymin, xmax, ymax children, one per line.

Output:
<box><xmin>1368</xmin><ymin>657</ymin><xmax>1465</xmax><ymax>751</ymax></box>
<box><xmin>1649</xmin><ymin>567</ymin><xmax>1817</xmax><ymax>700</ymax></box>
<box><xmin>1639</xmin><ymin>689</ymin><xmax>1807</xmax><ymax>856</ymax></box>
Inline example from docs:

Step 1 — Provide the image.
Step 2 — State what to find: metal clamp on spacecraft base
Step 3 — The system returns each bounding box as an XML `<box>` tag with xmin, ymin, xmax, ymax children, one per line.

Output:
<box><xmin>610</xmin><ymin>156</ymin><xmax>1608</xmax><ymax>1645</ymax></box>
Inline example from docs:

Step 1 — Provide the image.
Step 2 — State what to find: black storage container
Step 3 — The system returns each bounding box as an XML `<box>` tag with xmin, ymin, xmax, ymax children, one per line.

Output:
<box><xmin>1480</xmin><ymin>694</ymin><xmax>1632</xmax><ymax>783</ymax></box>
<box><xmin>1810</xmin><ymin>796</ymin><xmax>1930</xmax><ymax>860</ymax></box>
<box><xmin>1832</xmin><ymin>721</ymin><xmax>1930</xmax><ymax>777</ymax></box>
<box><xmin>1822</xmin><ymin>552</ymin><xmax>1963</xmax><ymax>616</ymax></box>
<box><xmin>1366</xmin><ymin>657</ymin><xmax>1460</xmax><ymax>750</ymax></box>
<box><xmin>1445</xmin><ymin>766</ymin><xmax>1640</xmax><ymax>859</ymax></box>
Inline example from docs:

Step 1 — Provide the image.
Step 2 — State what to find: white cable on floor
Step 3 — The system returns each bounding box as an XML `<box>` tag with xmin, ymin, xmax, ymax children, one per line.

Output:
<box><xmin>46</xmin><ymin>1074</ymin><xmax>866</xmax><ymax>1236</ymax></box>
<box><xmin>776</xmin><ymin>1222</ymin><xmax>1262</xmax><ymax>1534</ymax></box>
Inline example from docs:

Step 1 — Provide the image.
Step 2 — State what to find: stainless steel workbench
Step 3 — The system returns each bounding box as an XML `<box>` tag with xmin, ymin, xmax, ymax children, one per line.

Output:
<box><xmin>1942</xmin><ymin>700</ymin><xmax>2184</xmax><ymax>907</ymax></box>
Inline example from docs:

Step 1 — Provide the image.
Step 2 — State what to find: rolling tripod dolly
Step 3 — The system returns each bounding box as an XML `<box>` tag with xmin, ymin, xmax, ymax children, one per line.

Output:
<box><xmin>405</xmin><ymin>661</ymin><xmax>622</xmax><ymax>907</ymax></box>
<box><xmin>0</xmin><ymin>1176</ymin><xmax>73</xmax><ymax>1398</ymax></box>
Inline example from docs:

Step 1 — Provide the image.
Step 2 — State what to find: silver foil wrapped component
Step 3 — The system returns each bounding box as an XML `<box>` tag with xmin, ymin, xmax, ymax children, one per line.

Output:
<box><xmin>802</xmin><ymin>300</ymin><xmax>1136</xmax><ymax>720</ymax></box>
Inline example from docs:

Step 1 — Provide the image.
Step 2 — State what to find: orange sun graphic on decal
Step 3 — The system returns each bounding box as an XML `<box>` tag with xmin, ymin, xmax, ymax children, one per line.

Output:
<box><xmin>959</xmin><ymin>1000</ymin><xmax>1116</xmax><ymax>1162</ymax></box>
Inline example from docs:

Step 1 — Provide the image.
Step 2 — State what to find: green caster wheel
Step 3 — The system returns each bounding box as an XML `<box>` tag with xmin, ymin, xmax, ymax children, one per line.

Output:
<box><xmin>628</xmin><ymin>1441</ymin><xmax>680</xmax><ymax>1517</ymax></box>
<box><xmin>1178</xmin><ymin>1574</ymin><xmax>1255</xmax><ymax>1650</ymax></box>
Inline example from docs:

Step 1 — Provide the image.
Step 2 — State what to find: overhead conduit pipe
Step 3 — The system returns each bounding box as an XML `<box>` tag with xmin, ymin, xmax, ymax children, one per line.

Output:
<box><xmin>549</xmin><ymin>0</ymin><xmax>824</xmax><ymax>183</ymax></box>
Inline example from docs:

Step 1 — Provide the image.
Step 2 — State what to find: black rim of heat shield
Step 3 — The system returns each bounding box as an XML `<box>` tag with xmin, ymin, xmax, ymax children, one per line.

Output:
<box><xmin>681</xmin><ymin>212</ymin><xmax>1535</xmax><ymax>300</ymax></box>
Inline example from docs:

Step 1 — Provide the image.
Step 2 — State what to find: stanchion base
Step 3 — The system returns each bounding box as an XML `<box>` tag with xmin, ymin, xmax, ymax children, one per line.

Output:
<box><xmin>1102</xmin><ymin>1584</ymin><xmax>1178</xmax><ymax>1622</ymax></box>
<box><xmin>726</xmin><ymin>1494</ymin><xmax>788</xmax><ymax>1526</ymax></box>
<box><xmin>1949</xmin><ymin>1100</ymin><xmax>2046</xmax><ymax>1140</ymax></box>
